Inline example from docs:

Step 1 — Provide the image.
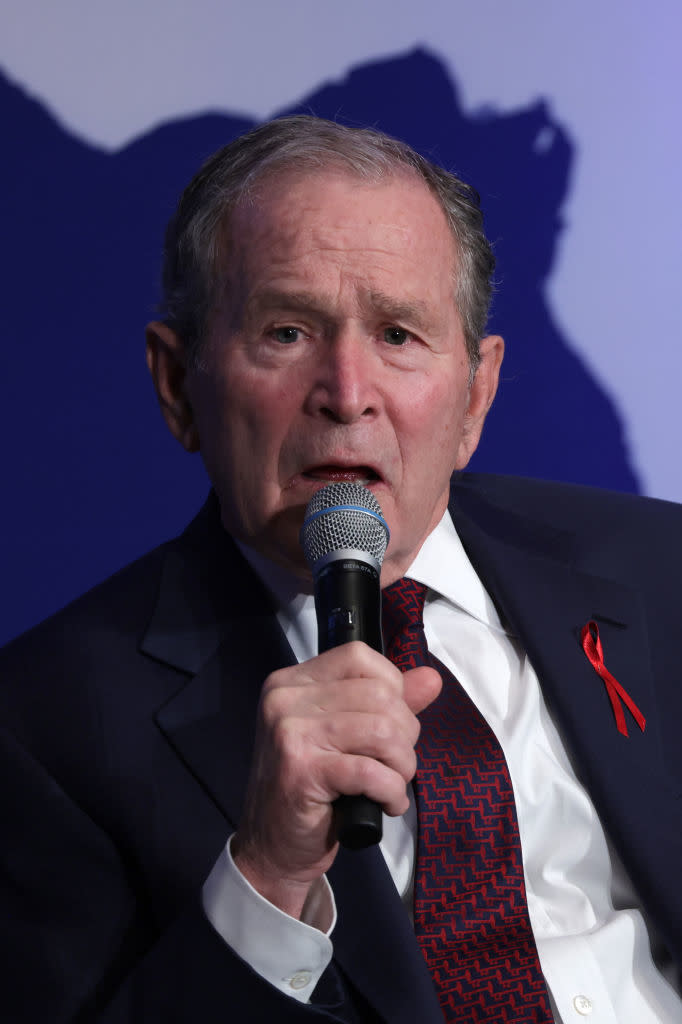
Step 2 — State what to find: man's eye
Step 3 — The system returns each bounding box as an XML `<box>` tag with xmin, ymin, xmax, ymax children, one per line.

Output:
<box><xmin>272</xmin><ymin>326</ymin><xmax>301</xmax><ymax>344</ymax></box>
<box><xmin>383</xmin><ymin>327</ymin><xmax>410</xmax><ymax>346</ymax></box>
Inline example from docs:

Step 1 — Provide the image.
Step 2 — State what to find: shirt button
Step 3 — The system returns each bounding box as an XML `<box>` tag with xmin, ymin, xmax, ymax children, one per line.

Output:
<box><xmin>289</xmin><ymin>970</ymin><xmax>312</xmax><ymax>990</ymax></box>
<box><xmin>573</xmin><ymin>994</ymin><xmax>593</xmax><ymax>1016</ymax></box>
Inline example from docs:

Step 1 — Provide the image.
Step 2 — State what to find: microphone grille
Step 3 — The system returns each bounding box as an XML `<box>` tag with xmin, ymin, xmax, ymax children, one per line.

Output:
<box><xmin>301</xmin><ymin>482</ymin><xmax>390</xmax><ymax>569</ymax></box>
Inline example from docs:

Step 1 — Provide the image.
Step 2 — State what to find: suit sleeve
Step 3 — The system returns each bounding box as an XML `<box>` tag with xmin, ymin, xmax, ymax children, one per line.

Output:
<box><xmin>0</xmin><ymin>725</ymin><xmax>360</xmax><ymax>1024</ymax></box>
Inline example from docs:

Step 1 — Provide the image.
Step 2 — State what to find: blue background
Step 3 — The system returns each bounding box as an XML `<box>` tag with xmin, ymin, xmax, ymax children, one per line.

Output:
<box><xmin>0</xmin><ymin>47</ymin><xmax>645</xmax><ymax>644</ymax></box>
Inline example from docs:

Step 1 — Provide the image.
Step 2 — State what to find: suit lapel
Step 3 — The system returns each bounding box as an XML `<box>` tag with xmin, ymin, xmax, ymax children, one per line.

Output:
<box><xmin>449</xmin><ymin>483</ymin><xmax>682</xmax><ymax>961</ymax></box>
<box><xmin>450</xmin><ymin>485</ymin><xmax>665</xmax><ymax>789</ymax></box>
<box><xmin>141</xmin><ymin>498</ymin><xmax>296</xmax><ymax>827</ymax></box>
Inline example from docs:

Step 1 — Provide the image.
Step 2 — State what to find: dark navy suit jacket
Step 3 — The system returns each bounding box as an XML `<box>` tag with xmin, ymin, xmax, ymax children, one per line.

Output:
<box><xmin>2</xmin><ymin>474</ymin><xmax>681</xmax><ymax>1021</ymax></box>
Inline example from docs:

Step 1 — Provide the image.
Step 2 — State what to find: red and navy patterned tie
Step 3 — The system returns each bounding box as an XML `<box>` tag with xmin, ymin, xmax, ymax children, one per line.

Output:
<box><xmin>382</xmin><ymin>577</ymin><xmax>553</xmax><ymax>1023</ymax></box>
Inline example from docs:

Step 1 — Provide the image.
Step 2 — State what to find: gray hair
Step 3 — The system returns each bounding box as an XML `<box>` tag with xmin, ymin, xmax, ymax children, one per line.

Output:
<box><xmin>160</xmin><ymin>115</ymin><xmax>495</xmax><ymax>373</ymax></box>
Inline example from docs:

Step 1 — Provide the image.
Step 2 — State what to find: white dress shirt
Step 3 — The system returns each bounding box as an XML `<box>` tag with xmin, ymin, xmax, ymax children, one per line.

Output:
<box><xmin>203</xmin><ymin>512</ymin><xmax>681</xmax><ymax>1021</ymax></box>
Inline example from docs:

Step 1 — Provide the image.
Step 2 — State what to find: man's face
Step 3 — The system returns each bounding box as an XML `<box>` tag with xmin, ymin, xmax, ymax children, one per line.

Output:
<box><xmin>159</xmin><ymin>168</ymin><xmax>502</xmax><ymax>584</ymax></box>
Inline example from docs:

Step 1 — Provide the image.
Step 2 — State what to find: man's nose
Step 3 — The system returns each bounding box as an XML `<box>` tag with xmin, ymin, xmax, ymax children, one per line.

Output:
<box><xmin>305</xmin><ymin>332</ymin><xmax>379</xmax><ymax>424</ymax></box>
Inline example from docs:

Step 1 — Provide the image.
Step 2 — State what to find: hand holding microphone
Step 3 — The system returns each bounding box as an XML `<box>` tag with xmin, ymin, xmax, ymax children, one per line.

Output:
<box><xmin>233</xmin><ymin>482</ymin><xmax>439</xmax><ymax>916</ymax></box>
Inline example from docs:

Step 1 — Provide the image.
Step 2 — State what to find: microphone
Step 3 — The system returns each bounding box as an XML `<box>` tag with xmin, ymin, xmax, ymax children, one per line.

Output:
<box><xmin>300</xmin><ymin>482</ymin><xmax>390</xmax><ymax>850</ymax></box>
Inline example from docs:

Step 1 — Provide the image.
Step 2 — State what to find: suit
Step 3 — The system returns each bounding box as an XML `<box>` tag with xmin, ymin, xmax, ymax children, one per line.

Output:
<box><xmin>2</xmin><ymin>473</ymin><xmax>681</xmax><ymax>1021</ymax></box>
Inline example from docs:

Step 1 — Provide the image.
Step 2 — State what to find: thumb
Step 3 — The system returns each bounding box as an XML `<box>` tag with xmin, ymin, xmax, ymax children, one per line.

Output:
<box><xmin>401</xmin><ymin>665</ymin><xmax>442</xmax><ymax>715</ymax></box>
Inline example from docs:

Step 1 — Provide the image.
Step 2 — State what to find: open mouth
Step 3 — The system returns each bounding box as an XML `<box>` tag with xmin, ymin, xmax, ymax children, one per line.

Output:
<box><xmin>302</xmin><ymin>465</ymin><xmax>381</xmax><ymax>485</ymax></box>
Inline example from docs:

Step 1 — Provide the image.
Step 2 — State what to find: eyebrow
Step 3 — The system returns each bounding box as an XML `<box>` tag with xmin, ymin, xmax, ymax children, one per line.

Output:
<box><xmin>364</xmin><ymin>289</ymin><xmax>437</xmax><ymax>333</ymax></box>
<box><xmin>245</xmin><ymin>289</ymin><xmax>329</xmax><ymax>319</ymax></box>
<box><xmin>245</xmin><ymin>287</ymin><xmax>439</xmax><ymax>333</ymax></box>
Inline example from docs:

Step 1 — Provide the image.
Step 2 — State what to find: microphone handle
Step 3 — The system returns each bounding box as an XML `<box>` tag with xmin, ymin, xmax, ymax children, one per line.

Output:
<box><xmin>313</xmin><ymin>557</ymin><xmax>384</xmax><ymax>850</ymax></box>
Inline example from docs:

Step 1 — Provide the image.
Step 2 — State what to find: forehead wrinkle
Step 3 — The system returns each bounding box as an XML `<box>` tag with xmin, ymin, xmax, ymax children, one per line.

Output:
<box><xmin>223</xmin><ymin>176</ymin><xmax>461</xmax><ymax>334</ymax></box>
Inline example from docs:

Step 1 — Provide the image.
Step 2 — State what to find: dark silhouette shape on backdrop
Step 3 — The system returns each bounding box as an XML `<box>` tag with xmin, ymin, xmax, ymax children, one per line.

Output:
<box><xmin>0</xmin><ymin>49</ymin><xmax>639</xmax><ymax>645</ymax></box>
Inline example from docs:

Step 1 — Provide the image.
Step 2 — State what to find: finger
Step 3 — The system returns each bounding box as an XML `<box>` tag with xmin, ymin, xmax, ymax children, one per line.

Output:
<box><xmin>295</xmin><ymin>675</ymin><xmax>416</xmax><ymax>717</ymax></box>
<box><xmin>318</xmin><ymin>709</ymin><xmax>419</xmax><ymax>777</ymax></box>
<box><xmin>327</xmin><ymin>752</ymin><xmax>412</xmax><ymax>818</ymax></box>
<box><xmin>260</xmin><ymin>668</ymin><xmax>409</xmax><ymax>727</ymax></box>
<box><xmin>401</xmin><ymin>665</ymin><xmax>443</xmax><ymax>715</ymax></box>
<box><xmin>265</xmin><ymin>699</ymin><xmax>418</xmax><ymax>788</ymax></box>
<box><xmin>266</xmin><ymin>641</ymin><xmax>403</xmax><ymax>692</ymax></box>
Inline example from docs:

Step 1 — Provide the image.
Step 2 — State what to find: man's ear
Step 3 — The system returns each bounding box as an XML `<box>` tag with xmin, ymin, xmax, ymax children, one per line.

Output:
<box><xmin>145</xmin><ymin>321</ymin><xmax>200</xmax><ymax>452</ymax></box>
<box><xmin>455</xmin><ymin>334</ymin><xmax>504</xmax><ymax>469</ymax></box>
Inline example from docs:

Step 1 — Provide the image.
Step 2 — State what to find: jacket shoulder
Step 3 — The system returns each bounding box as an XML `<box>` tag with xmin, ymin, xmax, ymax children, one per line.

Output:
<box><xmin>453</xmin><ymin>472</ymin><xmax>682</xmax><ymax>533</ymax></box>
<box><xmin>452</xmin><ymin>473</ymin><xmax>682</xmax><ymax>592</ymax></box>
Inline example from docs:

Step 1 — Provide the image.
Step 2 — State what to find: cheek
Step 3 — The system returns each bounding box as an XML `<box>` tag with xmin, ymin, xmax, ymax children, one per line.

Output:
<box><xmin>236</xmin><ymin>395</ymin><xmax>295</xmax><ymax>459</ymax></box>
<box><xmin>197</xmin><ymin>371</ymin><xmax>270</xmax><ymax>446</ymax></box>
<box><xmin>409</xmin><ymin>382</ymin><xmax>465</xmax><ymax>454</ymax></box>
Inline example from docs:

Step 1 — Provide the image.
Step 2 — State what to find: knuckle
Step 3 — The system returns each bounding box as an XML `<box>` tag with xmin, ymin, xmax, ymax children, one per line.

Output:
<box><xmin>259</xmin><ymin>689</ymin><xmax>284</xmax><ymax>729</ymax></box>
<box><xmin>406</xmin><ymin>711</ymin><xmax>421</xmax><ymax>745</ymax></box>
<box><xmin>345</xmin><ymin>640</ymin><xmax>382</xmax><ymax>669</ymax></box>
<box><xmin>369</xmin><ymin>713</ymin><xmax>394</xmax><ymax>744</ymax></box>
<box><xmin>269</xmin><ymin>714</ymin><xmax>300</xmax><ymax>755</ymax></box>
<box><xmin>354</xmin><ymin>755</ymin><xmax>379</xmax><ymax>792</ymax></box>
<box><xmin>369</xmin><ymin>678</ymin><xmax>396</xmax><ymax>706</ymax></box>
<box><xmin>262</xmin><ymin>666</ymin><xmax>288</xmax><ymax>692</ymax></box>
<box><xmin>341</xmin><ymin>641</ymin><xmax>370</xmax><ymax>673</ymax></box>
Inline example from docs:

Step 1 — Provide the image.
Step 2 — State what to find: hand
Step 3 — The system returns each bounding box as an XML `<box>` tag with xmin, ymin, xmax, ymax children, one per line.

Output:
<box><xmin>232</xmin><ymin>642</ymin><xmax>441</xmax><ymax>919</ymax></box>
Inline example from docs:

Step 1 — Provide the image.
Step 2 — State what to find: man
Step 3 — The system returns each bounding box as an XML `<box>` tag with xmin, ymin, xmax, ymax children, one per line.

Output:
<box><xmin>1</xmin><ymin>116</ymin><xmax>681</xmax><ymax>1022</ymax></box>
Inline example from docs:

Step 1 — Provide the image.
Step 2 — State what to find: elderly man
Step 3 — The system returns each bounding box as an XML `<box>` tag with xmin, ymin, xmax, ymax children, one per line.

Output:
<box><xmin>2</xmin><ymin>117</ymin><xmax>681</xmax><ymax>1023</ymax></box>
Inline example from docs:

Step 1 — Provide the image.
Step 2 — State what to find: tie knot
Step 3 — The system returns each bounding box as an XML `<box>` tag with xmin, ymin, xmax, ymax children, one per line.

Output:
<box><xmin>382</xmin><ymin>577</ymin><xmax>429</xmax><ymax>669</ymax></box>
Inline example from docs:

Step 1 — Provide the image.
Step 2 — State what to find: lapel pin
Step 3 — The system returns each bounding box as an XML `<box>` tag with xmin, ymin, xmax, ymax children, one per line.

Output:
<box><xmin>580</xmin><ymin>621</ymin><xmax>646</xmax><ymax>738</ymax></box>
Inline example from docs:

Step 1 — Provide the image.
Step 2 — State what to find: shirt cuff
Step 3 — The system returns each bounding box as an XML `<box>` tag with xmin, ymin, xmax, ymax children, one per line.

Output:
<box><xmin>201</xmin><ymin>834</ymin><xmax>336</xmax><ymax>1003</ymax></box>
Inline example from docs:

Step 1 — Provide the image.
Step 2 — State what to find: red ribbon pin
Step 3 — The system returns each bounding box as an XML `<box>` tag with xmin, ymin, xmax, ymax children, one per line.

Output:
<box><xmin>580</xmin><ymin>620</ymin><xmax>646</xmax><ymax>737</ymax></box>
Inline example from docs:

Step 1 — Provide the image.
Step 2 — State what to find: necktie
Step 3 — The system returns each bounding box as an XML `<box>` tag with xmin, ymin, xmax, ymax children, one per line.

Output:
<box><xmin>382</xmin><ymin>577</ymin><xmax>553</xmax><ymax>1023</ymax></box>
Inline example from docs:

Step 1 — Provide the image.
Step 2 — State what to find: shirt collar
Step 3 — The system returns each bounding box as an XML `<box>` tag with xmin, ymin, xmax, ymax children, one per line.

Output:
<box><xmin>404</xmin><ymin>511</ymin><xmax>504</xmax><ymax>631</ymax></box>
<box><xmin>237</xmin><ymin>508</ymin><xmax>503</xmax><ymax>652</ymax></box>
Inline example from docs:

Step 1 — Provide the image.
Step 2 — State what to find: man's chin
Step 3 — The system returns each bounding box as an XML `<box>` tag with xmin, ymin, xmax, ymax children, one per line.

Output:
<box><xmin>243</xmin><ymin>505</ymin><xmax>314</xmax><ymax>580</ymax></box>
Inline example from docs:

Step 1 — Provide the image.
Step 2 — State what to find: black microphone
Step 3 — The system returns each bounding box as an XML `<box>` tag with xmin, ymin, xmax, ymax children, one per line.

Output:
<box><xmin>300</xmin><ymin>482</ymin><xmax>390</xmax><ymax>850</ymax></box>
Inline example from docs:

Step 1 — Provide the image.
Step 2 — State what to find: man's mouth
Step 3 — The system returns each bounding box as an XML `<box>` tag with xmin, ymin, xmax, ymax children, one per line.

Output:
<box><xmin>302</xmin><ymin>465</ymin><xmax>381</xmax><ymax>486</ymax></box>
